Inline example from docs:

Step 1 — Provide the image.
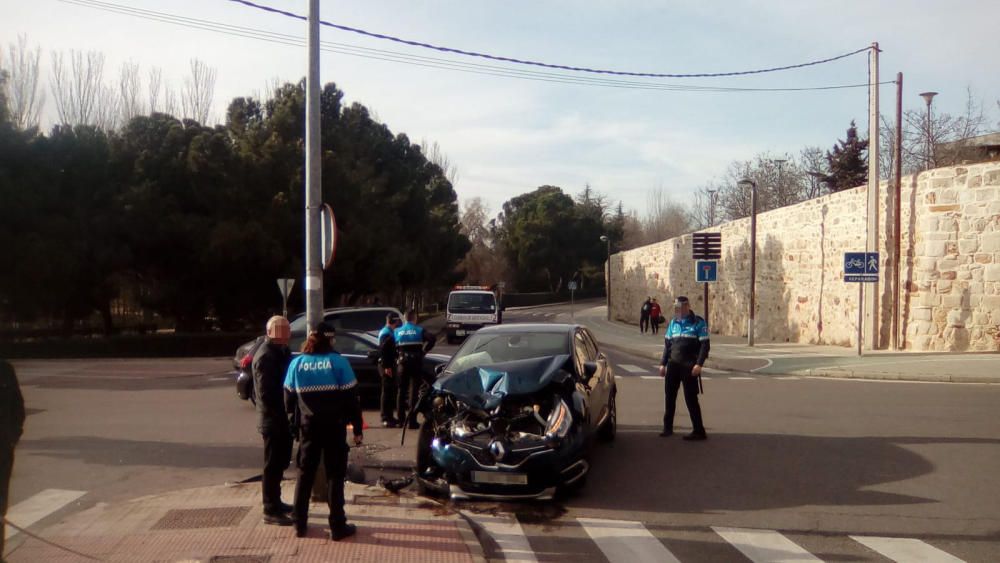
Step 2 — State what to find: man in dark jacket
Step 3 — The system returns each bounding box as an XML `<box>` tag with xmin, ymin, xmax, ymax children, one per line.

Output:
<box><xmin>376</xmin><ymin>313</ymin><xmax>402</xmax><ymax>427</ymax></box>
<box><xmin>253</xmin><ymin>316</ymin><xmax>294</xmax><ymax>526</ymax></box>
<box><xmin>284</xmin><ymin>323</ymin><xmax>364</xmax><ymax>541</ymax></box>
<box><xmin>1</xmin><ymin>360</ymin><xmax>26</xmax><ymax>558</ymax></box>
<box><xmin>639</xmin><ymin>297</ymin><xmax>652</xmax><ymax>333</ymax></box>
<box><xmin>658</xmin><ymin>296</ymin><xmax>710</xmax><ymax>440</ymax></box>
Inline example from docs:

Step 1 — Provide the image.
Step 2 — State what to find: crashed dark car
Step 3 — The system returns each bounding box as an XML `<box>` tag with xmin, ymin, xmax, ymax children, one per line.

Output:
<box><xmin>409</xmin><ymin>324</ymin><xmax>617</xmax><ymax>500</ymax></box>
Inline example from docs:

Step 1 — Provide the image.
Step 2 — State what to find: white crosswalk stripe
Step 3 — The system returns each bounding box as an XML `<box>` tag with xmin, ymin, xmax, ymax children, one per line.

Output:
<box><xmin>577</xmin><ymin>518</ymin><xmax>681</xmax><ymax>563</ymax></box>
<box><xmin>851</xmin><ymin>535</ymin><xmax>966</xmax><ymax>562</ymax></box>
<box><xmin>4</xmin><ymin>489</ymin><xmax>87</xmax><ymax>540</ymax></box>
<box><xmin>462</xmin><ymin>511</ymin><xmax>537</xmax><ymax>562</ymax></box>
<box><xmin>712</xmin><ymin>526</ymin><xmax>821</xmax><ymax>562</ymax></box>
<box><xmin>618</xmin><ymin>364</ymin><xmax>648</xmax><ymax>374</ymax></box>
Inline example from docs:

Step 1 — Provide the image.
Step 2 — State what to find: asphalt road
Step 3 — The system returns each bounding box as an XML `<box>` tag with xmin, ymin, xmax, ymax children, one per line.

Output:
<box><xmin>7</xmin><ymin>304</ymin><xmax>1000</xmax><ymax>561</ymax></box>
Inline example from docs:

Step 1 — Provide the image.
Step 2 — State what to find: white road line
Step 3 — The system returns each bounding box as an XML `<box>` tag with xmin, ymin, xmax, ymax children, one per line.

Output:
<box><xmin>728</xmin><ymin>376</ymin><xmax>754</xmax><ymax>380</ymax></box>
<box><xmin>577</xmin><ymin>518</ymin><xmax>681</xmax><ymax>563</ymax></box>
<box><xmin>5</xmin><ymin>489</ymin><xmax>87</xmax><ymax>540</ymax></box>
<box><xmin>545</xmin><ymin>313</ymin><xmax>555</xmax><ymax>318</ymax></box>
<box><xmin>640</xmin><ymin>375</ymin><xmax>661</xmax><ymax>380</ymax></box>
<box><xmin>851</xmin><ymin>536</ymin><xmax>966</xmax><ymax>562</ymax></box>
<box><xmin>615</xmin><ymin>375</ymin><xmax>623</xmax><ymax>380</ymax></box>
<box><xmin>208</xmin><ymin>376</ymin><xmax>230</xmax><ymax>381</ymax></box>
<box><xmin>461</xmin><ymin>511</ymin><xmax>537</xmax><ymax>562</ymax></box>
<box><xmin>618</xmin><ymin>364</ymin><xmax>648</xmax><ymax>374</ymax></box>
<box><xmin>775</xmin><ymin>376</ymin><xmax>801</xmax><ymax>380</ymax></box>
<box><xmin>713</xmin><ymin>526</ymin><xmax>821</xmax><ymax>562</ymax></box>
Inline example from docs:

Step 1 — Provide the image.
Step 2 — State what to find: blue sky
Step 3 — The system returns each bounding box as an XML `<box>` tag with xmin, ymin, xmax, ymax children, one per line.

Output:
<box><xmin>3</xmin><ymin>0</ymin><xmax>998</xmax><ymax>213</ymax></box>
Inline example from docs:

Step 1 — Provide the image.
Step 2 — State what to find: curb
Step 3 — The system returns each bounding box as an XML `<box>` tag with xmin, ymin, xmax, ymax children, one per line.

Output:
<box><xmin>504</xmin><ymin>301</ymin><xmax>572</xmax><ymax>311</ymax></box>
<box><xmin>800</xmin><ymin>368</ymin><xmax>1000</xmax><ymax>384</ymax></box>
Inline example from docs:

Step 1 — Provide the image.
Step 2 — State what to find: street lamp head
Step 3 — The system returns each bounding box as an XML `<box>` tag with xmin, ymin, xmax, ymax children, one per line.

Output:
<box><xmin>919</xmin><ymin>91</ymin><xmax>938</xmax><ymax>106</ymax></box>
<box><xmin>599</xmin><ymin>235</ymin><xmax>609</xmax><ymax>242</ymax></box>
<box><xmin>738</xmin><ymin>177</ymin><xmax>756</xmax><ymax>190</ymax></box>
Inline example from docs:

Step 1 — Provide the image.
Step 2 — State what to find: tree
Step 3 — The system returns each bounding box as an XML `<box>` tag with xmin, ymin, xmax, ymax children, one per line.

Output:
<box><xmin>50</xmin><ymin>49</ymin><xmax>113</xmax><ymax>129</ymax></box>
<box><xmin>181</xmin><ymin>58</ymin><xmax>216</xmax><ymax>124</ymax></box>
<box><xmin>117</xmin><ymin>61</ymin><xmax>143</xmax><ymax>125</ymax></box>
<box><xmin>2</xmin><ymin>35</ymin><xmax>45</xmax><ymax>131</ymax></box>
<box><xmin>821</xmin><ymin>120</ymin><xmax>868</xmax><ymax>192</ymax></box>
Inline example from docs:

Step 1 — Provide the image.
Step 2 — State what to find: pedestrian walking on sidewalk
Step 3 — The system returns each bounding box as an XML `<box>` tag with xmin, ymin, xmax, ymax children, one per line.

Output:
<box><xmin>639</xmin><ymin>297</ymin><xmax>652</xmax><ymax>333</ymax></box>
<box><xmin>1</xmin><ymin>360</ymin><xmax>26</xmax><ymax>559</ymax></box>
<box><xmin>649</xmin><ymin>298</ymin><xmax>663</xmax><ymax>334</ymax></box>
<box><xmin>253</xmin><ymin>316</ymin><xmax>295</xmax><ymax>526</ymax></box>
<box><xmin>658</xmin><ymin>296</ymin><xmax>710</xmax><ymax>441</ymax></box>
<box><xmin>284</xmin><ymin>323</ymin><xmax>364</xmax><ymax>541</ymax></box>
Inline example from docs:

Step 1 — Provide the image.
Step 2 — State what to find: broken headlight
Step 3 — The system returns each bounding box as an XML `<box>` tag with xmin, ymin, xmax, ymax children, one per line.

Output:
<box><xmin>544</xmin><ymin>398</ymin><xmax>572</xmax><ymax>439</ymax></box>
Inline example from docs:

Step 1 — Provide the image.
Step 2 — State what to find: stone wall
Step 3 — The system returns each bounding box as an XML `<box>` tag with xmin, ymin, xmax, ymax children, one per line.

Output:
<box><xmin>609</xmin><ymin>162</ymin><xmax>1000</xmax><ymax>352</ymax></box>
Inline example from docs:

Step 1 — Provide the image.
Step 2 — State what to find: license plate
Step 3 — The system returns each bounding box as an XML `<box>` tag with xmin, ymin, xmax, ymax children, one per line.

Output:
<box><xmin>471</xmin><ymin>471</ymin><xmax>528</xmax><ymax>485</ymax></box>
<box><xmin>456</xmin><ymin>330</ymin><xmax>466</xmax><ymax>336</ymax></box>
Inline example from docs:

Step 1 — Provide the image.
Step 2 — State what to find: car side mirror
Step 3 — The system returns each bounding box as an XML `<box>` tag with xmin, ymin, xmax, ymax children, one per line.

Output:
<box><xmin>435</xmin><ymin>364</ymin><xmax>446</xmax><ymax>375</ymax></box>
<box><xmin>583</xmin><ymin>361</ymin><xmax>598</xmax><ymax>378</ymax></box>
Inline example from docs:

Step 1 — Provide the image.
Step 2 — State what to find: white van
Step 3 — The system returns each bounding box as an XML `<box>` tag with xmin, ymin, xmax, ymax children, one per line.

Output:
<box><xmin>444</xmin><ymin>286</ymin><xmax>502</xmax><ymax>344</ymax></box>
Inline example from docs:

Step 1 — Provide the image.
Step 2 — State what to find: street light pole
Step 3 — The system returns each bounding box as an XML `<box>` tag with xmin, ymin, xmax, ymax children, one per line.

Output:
<box><xmin>304</xmin><ymin>0</ymin><xmax>323</xmax><ymax>331</ymax></box>
<box><xmin>600</xmin><ymin>235</ymin><xmax>611</xmax><ymax>321</ymax></box>
<box><xmin>738</xmin><ymin>178</ymin><xmax>758</xmax><ymax>346</ymax></box>
<box><xmin>707</xmin><ymin>189</ymin><xmax>717</xmax><ymax>226</ymax></box>
<box><xmin>919</xmin><ymin>91</ymin><xmax>938</xmax><ymax>170</ymax></box>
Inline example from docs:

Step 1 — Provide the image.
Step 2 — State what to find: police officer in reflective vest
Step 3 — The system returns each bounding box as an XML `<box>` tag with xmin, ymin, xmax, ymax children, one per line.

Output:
<box><xmin>284</xmin><ymin>323</ymin><xmax>363</xmax><ymax>541</ymax></box>
<box><xmin>394</xmin><ymin>309</ymin><xmax>436</xmax><ymax>429</ymax></box>
<box><xmin>377</xmin><ymin>312</ymin><xmax>402</xmax><ymax>428</ymax></box>
<box><xmin>658</xmin><ymin>296</ymin><xmax>710</xmax><ymax>440</ymax></box>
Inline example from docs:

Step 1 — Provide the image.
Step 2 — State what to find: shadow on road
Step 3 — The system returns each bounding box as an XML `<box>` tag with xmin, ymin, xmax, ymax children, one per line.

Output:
<box><xmin>18</xmin><ymin>436</ymin><xmax>259</xmax><ymax>470</ymax></box>
<box><xmin>574</xmin><ymin>429</ymin><xmax>969</xmax><ymax>513</ymax></box>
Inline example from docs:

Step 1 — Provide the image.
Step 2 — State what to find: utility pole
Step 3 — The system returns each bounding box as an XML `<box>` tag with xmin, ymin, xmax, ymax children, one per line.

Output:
<box><xmin>707</xmin><ymin>189</ymin><xmax>717</xmax><ymax>227</ymax></box>
<box><xmin>865</xmin><ymin>41</ymin><xmax>880</xmax><ymax>350</ymax></box>
<box><xmin>304</xmin><ymin>0</ymin><xmax>323</xmax><ymax>331</ymax></box>
<box><xmin>893</xmin><ymin>72</ymin><xmax>903</xmax><ymax>350</ymax></box>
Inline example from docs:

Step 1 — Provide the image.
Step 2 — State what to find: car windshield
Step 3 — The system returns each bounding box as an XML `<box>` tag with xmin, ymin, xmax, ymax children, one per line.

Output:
<box><xmin>448</xmin><ymin>292</ymin><xmax>496</xmax><ymax>313</ymax></box>
<box><xmin>288</xmin><ymin>309</ymin><xmax>393</xmax><ymax>333</ymax></box>
<box><xmin>447</xmin><ymin>331</ymin><xmax>569</xmax><ymax>373</ymax></box>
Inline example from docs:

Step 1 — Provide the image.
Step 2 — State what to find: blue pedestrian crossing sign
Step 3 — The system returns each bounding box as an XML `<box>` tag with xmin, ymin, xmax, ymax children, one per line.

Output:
<box><xmin>696</xmin><ymin>260</ymin><xmax>718</xmax><ymax>283</ymax></box>
<box><xmin>844</xmin><ymin>252</ymin><xmax>879</xmax><ymax>283</ymax></box>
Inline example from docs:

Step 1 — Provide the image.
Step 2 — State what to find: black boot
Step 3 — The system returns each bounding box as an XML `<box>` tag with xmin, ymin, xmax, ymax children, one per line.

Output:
<box><xmin>330</xmin><ymin>523</ymin><xmax>357</xmax><ymax>541</ymax></box>
<box><xmin>262</xmin><ymin>512</ymin><xmax>295</xmax><ymax>526</ymax></box>
<box><xmin>683</xmin><ymin>431</ymin><xmax>707</xmax><ymax>441</ymax></box>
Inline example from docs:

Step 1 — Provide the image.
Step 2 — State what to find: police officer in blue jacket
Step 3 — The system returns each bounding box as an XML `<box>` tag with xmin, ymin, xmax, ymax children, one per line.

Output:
<box><xmin>376</xmin><ymin>313</ymin><xmax>402</xmax><ymax>428</ymax></box>
<box><xmin>284</xmin><ymin>323</ymin><xmax>363</xmax><ymax>541</ymax></box>
<box><xmin>393</xmin><ymin>309</ymin><xmax>436</xmax><ymax>429</ymax></box>
<box><xmin>658</xmin><ymin>296</ymin><xmax>710</xmax><ymax>440</ymax></box>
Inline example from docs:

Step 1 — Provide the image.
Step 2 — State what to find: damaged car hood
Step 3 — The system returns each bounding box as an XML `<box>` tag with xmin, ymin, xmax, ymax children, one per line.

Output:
<box><xmin>435</xmin><ymin>354</ymin><xmax>572</xmax><ymax>410</ymax></box>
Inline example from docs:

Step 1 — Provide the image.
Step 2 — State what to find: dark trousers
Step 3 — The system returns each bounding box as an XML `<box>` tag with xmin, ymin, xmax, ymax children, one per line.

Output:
<box><xmin>294</xmin><ymin>424</ymin><xmax>349</xmax><ymax>528</ymax></box>
<box><xmin>1</xmin><ymin>444</ymin><xmax>14</xmax><ymax>558</ymax></box>
<box><xmin>379</xmin><ymin>365</ymin><xmax>398</xmax><ymax>422</ymax></box>
<box><xmin>397</xmin><ymin>357</ymin><xmax>424</xmax><ymax>424</ymax></box>
<box><xmin>651</xmin><ymin>318</ymin><xmax>661</xmax><ymax>334</ymax></box>
<box><xmin>664</xmin><ymin>362</ymin><xmax>705</xmax><ymax>434</ymax></box>
<box><xmin>640</xmin><ymin>315</ymin><xmax>649</xmax><ymax>333</ymax></box>
<box><xmin>261</xmin><ymin>426</ymin><xmax>293</xmax><ymax>515</ymax></box>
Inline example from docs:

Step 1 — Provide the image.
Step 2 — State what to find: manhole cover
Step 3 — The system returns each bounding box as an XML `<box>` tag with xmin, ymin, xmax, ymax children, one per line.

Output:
<box><xmin>151</xmin><ymin>507</ymin><xmax>250</xmax><ymax>530</ymax></box>
<box><xmin>211</xmin><ymin>557</ymin><xmax>271</xmax><ymax>563</ymax></box>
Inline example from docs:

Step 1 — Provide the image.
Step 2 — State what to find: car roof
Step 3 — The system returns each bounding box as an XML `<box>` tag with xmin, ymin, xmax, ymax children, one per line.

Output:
<box><xmin>291</xmin><ymin>306</ymin><xmax>401</xmax><ymax>320</ymax></box>
<box><xmin>474</xmin><ymin>323</ymin><xmax>581</xmax><ymax>335</ymax></box>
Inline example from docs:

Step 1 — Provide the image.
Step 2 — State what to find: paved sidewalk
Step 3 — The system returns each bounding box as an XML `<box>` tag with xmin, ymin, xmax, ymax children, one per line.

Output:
<box><xmin>5</xmin><ymin>481</ymin><xmax>484</xmax><ymax>563</ymax></box>
<box><xmin>577</xmin><ymin>305</ymin><xmax>1000</xmax><ymax>384</ymax></box>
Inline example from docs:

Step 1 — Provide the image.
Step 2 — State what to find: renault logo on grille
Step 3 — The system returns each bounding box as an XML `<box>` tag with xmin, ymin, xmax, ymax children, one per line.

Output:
<box><xmin>489</xmin><ymin>440</ymin><xmax>506</xmax><ymax>461</ymax></box>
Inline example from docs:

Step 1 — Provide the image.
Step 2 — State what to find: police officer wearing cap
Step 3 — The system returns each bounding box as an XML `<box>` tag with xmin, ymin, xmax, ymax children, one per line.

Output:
<box><xmin>377</xmin><ymin>313</ymin><xmax>402</xmax><ymax>427</ymax></box>
<box><xmin>253</xmin><ymin>316</ymin><xmax>295</xmax><ymax>525</ymax></box>
<box><xmin>393</xmin><ymin>309</ymin><xmax>436</xmax><ymax>429</ymax></box>
<box><xmin>284</xmin><ymin>322</ymin><xmax>363</xmax><ymax>541</ymax></box>
<box><xmin>658</xmin><ymin>296</ymin><xmax>710</xmax><ymax>440</ymax></box>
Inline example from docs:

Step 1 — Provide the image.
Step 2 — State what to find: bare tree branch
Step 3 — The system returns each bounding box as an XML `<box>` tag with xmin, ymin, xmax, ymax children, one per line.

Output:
<box><xmin>117</xmin><ymin>61</ymin><xmax>143</xmax><ymax>125</ymax></box>
<box><xmin>2</xmin><ymin>34</ymin><xmax>45</xmax><ymax>130</ymax></box>
<box><xmin>50</xmin><ymin>49</ymin><xmax>107</xmax><ymax>127</ymax></box>
<box><xmin>181</xmin><ymin>58</ymin><xmax>216</xmax><ymax>124</ymax></box>
<box><xmin>147</xmin><ymin>66</ymin><xmax>162</xmax><ymax>113</ymax></box>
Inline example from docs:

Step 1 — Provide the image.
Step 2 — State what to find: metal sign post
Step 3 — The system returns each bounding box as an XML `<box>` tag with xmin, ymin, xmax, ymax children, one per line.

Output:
<box><xmin>276</xmin><ymin>278</ymin><xmax>296</xmax><ymax>317</ymax></box>
<box><xmin>692</xmin><ymin>233</ymin><xmax>722</xmax><ymax>330</ymax></box>
<box><xmin>320</xmin><ymin>203</ymin><xmax>338</xmax><ymax>270</ymax></box>
<box><xmin>844</xmin><ymin>252</ymin><xmax>880</xmax><ymax>356</ymax></box>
